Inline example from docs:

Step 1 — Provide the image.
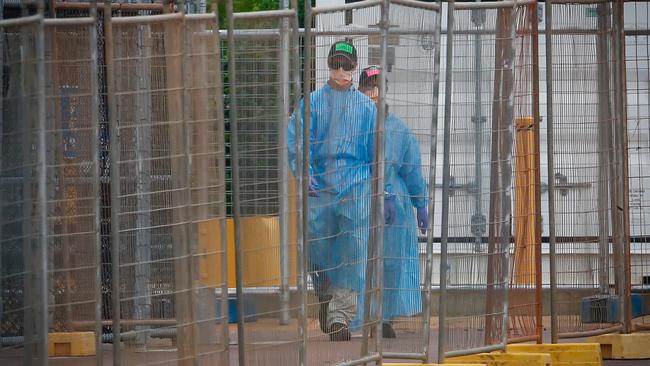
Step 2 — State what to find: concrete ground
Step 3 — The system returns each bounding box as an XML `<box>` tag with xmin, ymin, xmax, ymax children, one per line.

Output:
<box><xmin>1</xmin><ymin>319</ymin><xmax>649</xmax><ymax>365</ymax></box>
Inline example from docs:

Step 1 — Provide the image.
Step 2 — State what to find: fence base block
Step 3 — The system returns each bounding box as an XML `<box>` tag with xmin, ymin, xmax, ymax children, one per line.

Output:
<box><xmin>587</xmin><ymin>333</ymin><xmax>650</xmax><ymax>359</ymax></box>
<box><xmin>447</xmin><ymin>352</ymin><xmax>551</xmax><ymax>366</ymax></box>
<box><xmin>48</xmin><ymin>332</ymin><xmax>95</xmax><ymax>357</ymax></box>
<box><xmin>385</xmin><ymin>364</ymin><xmax>486</xmax><ymax>366</ymax></box>
<box><xmin>507</xmin><ymin>343</ymin><xmax>602</xmax><ymax>366</ymax></box>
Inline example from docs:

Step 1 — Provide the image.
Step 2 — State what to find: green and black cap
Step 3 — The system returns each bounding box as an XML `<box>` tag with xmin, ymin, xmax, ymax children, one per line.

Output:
<box><xmin>327</xmin><ymin>41</ymin><xmax>358</xmax><ymax>71</ymax></box>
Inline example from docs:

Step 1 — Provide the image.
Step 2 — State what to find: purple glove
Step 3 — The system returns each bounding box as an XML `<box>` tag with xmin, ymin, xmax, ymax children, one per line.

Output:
<box><xmin>384</xmin><ymin>195</ymin><xmax>396</xmax><ymax>225</ymax></box>
<box><xmin>416</xmin><ymin>207</ymin><xmax>428</xmax><ymax>234</ymax></box>
<box><xmin>308</xmin><ymin>176</ymin><xmax>319</xmax><ymax>197</ymax></box>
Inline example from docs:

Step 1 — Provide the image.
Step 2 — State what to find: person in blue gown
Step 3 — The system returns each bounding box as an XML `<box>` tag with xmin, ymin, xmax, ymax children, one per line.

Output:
<box><xmin>355</xmin><ymin>65</ymin><xmax>428</xmax><ymax>338</ymax></box>
<box><xmin>288</xmin><ymin>41</ymin><xmax>388</xmax><ymax>341</ymax></box>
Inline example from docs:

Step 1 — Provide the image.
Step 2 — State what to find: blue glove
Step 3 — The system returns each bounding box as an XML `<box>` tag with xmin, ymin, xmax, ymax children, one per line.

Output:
<box><xmin>308</xmin><ymin>176</ymin><xmax>319</xmax><ymax>197</ymax></box>
<box><xmin>416</xmin><ymin>207</ymin><xmax>428</xmax><ymax>234</ymax></box>
<box><xmin>384</xmin><ymin>195</ymin><xmax>396</xmax><ymax>225</ymax></box>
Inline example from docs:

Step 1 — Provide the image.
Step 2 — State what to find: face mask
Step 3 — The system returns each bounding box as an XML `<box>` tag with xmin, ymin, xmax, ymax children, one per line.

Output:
<box><xmin>329</xmin><ymin>68</ymin><xmax>353</xmax><ymax>88</ymax></box>
<box><xmin>363</xmin><ymin>86</ymin><xmax>379</xmax><ymax>103</ymax></box>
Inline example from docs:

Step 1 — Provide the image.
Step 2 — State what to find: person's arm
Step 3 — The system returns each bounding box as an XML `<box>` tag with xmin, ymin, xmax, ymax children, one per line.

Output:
<box><xmin>398</xmin><ymin>126</ymin><xmax>427</xmax><ymax>208</ymax></box>
<box><xmin>287</xmin><ymin>99</ymin><xmax>304</xmax><ymax>177</ymax></box>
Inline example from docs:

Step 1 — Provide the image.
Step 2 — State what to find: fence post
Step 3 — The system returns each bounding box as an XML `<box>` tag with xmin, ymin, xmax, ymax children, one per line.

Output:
<box><xmin>423</xmin><ymin>0</ymin><xmax>444</xmax><ymax>361</ymax></box>
<box><xmin>102</xmin><ymin>0</ymin><xmax>122</xmax><ymax>361</ymax></box>
<box><xmin>438</xmin><ymin>0</ymin><xmax>455</xmax><ymax>362</ymax></box>
<box><xmin>544</xmin><ymin>0</ymin><xmax>559</xmax><ymax>345</ymax></box>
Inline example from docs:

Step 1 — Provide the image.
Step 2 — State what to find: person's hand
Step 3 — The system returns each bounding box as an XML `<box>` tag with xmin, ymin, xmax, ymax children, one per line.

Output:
<box><xmin>416</xmin><ymin>207</ymin><xmax>428</xmax><ymax>234</ymax></box>
<box><xmin>384</xmin><ymin>195</ymin><xmax>396</xmax><ymax>225</ymax></box>
<box><xmin>308</xmin><ymin>176</ymin><xmax>319</xmax><ymax>197</ymax></box>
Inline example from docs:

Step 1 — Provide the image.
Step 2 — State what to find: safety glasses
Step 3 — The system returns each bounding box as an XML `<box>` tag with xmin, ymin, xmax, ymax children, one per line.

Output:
<box><xmin>328</xmin><ymin>54</ymin><xmax>356</xmax><ymax>71</ymax></box>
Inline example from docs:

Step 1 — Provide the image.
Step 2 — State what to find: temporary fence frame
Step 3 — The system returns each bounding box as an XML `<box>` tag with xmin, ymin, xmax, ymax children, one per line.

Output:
<box><xmin>508</xmin><ymin>0</ymin><xmax>543</xmax><ymax>345</ymax></box>
<box><xmin>625</xmin><ymin>0</ymin><xmax>650</xmax><ymax>333</ymax></box>
<box><xmin>101</xmin><ymin>1</ymin><xmax>230</xmax><ymax>364</ymax></box>
<box><xmin>3</xmin><ymin>0</ymin><xmax>650</xmax><ymax>364</ymax></box>
<box><xmin>225</xmin><ymin>0</ymin><xmax>442</xmax><ymax>364</ymax></box>
<box><xmin>0</xmin><ymin>3</ymin><xmax>49</xmax><ymax>364</ymax></box>
<box><xmin>437</xmin><ymin>0</ymin><xmax>525</xmax><ymax>362</ymax></box>
<box><xmin>544</xmin><ymin>0</ymin><xmax>631</xmax><ymax>342</ymax></box>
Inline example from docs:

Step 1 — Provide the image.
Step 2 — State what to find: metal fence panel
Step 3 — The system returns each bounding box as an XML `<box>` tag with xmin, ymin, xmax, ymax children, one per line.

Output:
<box><xmin>225</xmin><ymin>7</ymin><xmax>303</xmax><ymax>365</ymax></box>
<box><xmin>379</xmin><ymin>1</ymin><xmax>440</xmax><ymax>361</ymax></box>
<box><xmin>109</xmin><ymin>15</ymin><xmax>198</xmax><ymax>365</ymax></box>
<box><xmin>625</xmin><ymin>0</ymin><xmax>650</xmax><ymax>332</ymax></box>
<box><xmin>508</xmin><ymin>1</ymin><xmax>542</xmax><ymax>343</ymax></box>
<box><xmin>185</xmin><ymin>14</ymin><xmax>230</xmax><ymax>365</ymax></box>
<box><xmin>439</xmin><ymin>2</ymin><xmax>517</xmax><ymax>359</ymax></box>
<box><xmin>309</xmin><ymin>4</ymin><xmax>384</xmax><ymax>364</ymax></box>
<box><xmin>546</xmin><ymin>1</ymin><xmax>625</xmax><ymax>339</ymax></box>
<box><xmin>43</xmin><ymin>16</ymin><xmax>102</xmax><ymax>360</ymax></box>
<box><xmin>0</xmin><ymin>14</ymin><xmax>49</xmax><ymax>365</ymax></box>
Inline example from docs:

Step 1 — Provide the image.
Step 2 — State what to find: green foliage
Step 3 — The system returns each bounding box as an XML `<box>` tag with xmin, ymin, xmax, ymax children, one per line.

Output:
<box><xmin>213</xmin><ymin>0</ymin><xmax>312</xmax><ymax>29</ymax></box>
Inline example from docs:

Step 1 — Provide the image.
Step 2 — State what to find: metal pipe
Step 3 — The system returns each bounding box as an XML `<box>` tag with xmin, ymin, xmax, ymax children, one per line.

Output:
<box><xmin>422</xmin><ymin>0</ymin><xmax>443</xmax><ymax>361</ymax></box>
<box><xmin>211</xmin><ymin>1</ymin><xmax>230</xmax><ymax>362</ymax></box>
<box><xmin>383</xmin><ymin>351</ymin><xmax>427</xmax><ymax>360</ymax></box>
<box><xmin>288</xmin><ymin>0</ymin><xmax>306</xmax><ymax>362</ymax></box>
<box><xmin>43</xmin><ymin>17</ymin><xmax>95</xmax><ymax>26</ymax></box>
<box><xmin>529</xmin><ymin>0</ymin><xmax>544</xmax><ymax>344</ymax></box>
<box><xmin>500</xmin><ymin>1</ymin><xmax>517</xmax><ymax>349</ymax></box>
<box><xmin>311</xmin><ymin>0</ymin><xmax>381</xmax><ymax>15</ymax></box>
<box><xmin>19</xmin><ymin>4</ymin><xmax>36</xmax><ymax>360</ymax></box>
<box><xmin>595</xmin><ymin>1</ymin><xmax>612</xmax><ymax>297</ymax></box>
<box><xmin>438</xmin><ymin>0</ymin><xmax>456</xmax><ymax>362</ymax></box>
<box><xmin>299</xmin><ymin>0</ymin><xmax>312</xmax><ymax>363</ymax></box>
<box><xmin>0</xmin><ymin>13</ymin><xmax>40</xmax><ymax>26</ymax></box>
<box><xmin>471</xmin><ymin>7</ymin><xmax>485</xmax><ymax>254</ymax></box>
<box><xmin>455</xmin><ymin>0</ymin><xmax>535</xmax><ymax>10</ymax></box>
<box><xmin>53</xmin><ymin>1</ymin><xmax>165</xmax><ymax>11</ymax></box>
<box><xmin>232</xmin><ymin>8</ymin><xmax>295</xmax><ymax>20</ymax></box>
<box><xmin>112</xmin><ymin>12</ymin><xmax>182</xmax><ymax>24</ymax></box>
<box><xmin>36</xmin><ymin>0</ymin><xmax>48</xmax><ymax>362</ymax></box>
<box><xmin>185</xmin><ymin>13</ymin><xmax>215</xmax><ymax>20</ymax></box>
<box><xmin>375</xmin><ymin>0</ymin><xmax>390</xmax><ymax>358</ymax></box>
<box><xmin>507</xmin><ymin>334</ymin><xmax>542</xmax><ymax>344</ymax></box>
<box><xmin>558</xmin><ymin>325</ymin><xmax>623</xmax><ymax>339</ymax></box>
<box><xmin>0</xmin><ymin>0</ymin><xmax>4</xmax><ymax>347</ymax></box>
<box><xmin>278</xmin><ymin>0</ymin><xmax>291</xmax><ymax>327</ymax></box>
<box><xmin>178</xmin><ymin>5</ymin><xmax>199</xmax><ymax>362</ymax></box>
<box><xmin>444</xmin><ymin>342</ymin><xmax>507</xmax><ymax>358</ymax></box>
<box><xmin>550</xmin><ymin>0</ymin><xmax>610</xmax><ymax>3</ymax></box>
<box><xmin>544</xmin><ymin>0</ymin><xmax>559</xmax><ymax>344</ymax></box>
<box><xmin>103</xmin><ymin>0</ymin><xmax>121</xmax><ymax>362</ymax></box>
<box><xmin>1</xmin><ymin>328</ymin><xmax>180</xmax><ymax>347</ymax></box>
<box><xmin>613</xmin><ymin>0</ymin><xmax>632</xmax><ymax>334</ymax></box>
<box><xmin>336</xmin><ymin>353</ymin><xmax>382</xmax><ymax>366</ymax></box>
<box><xmin>88</xmin><ymin>0</ymin><xmax>102</xmax><ymax>362</ymax></box>
<box><xmin>225</xmin><ymin>1</ymin><xmax>246</xmax><ymax>365</ymax></box>
<box><xmin>391</xmin><ymin>0</ymin><xmax>440</xmax><ymax>11</ymax></box>
<box><xmin>213</xmin><ymin>27</ymin><xmax>620</xmax><ymax>41</ymax></box>
<box><xmin>134</xmin><ymin>14</ymin><xmax>153</xmax><ymax>348</ymax></box>
<box><xmin>72</xmin><ymin>319</ymin><xmax>177</xmax><ymax>327</ymax></box>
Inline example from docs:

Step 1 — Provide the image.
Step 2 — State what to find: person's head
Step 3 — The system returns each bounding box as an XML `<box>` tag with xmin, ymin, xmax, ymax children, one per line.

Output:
<box><xmin>358</xmin><ymin>65</ymin><xmax>382</xmax><ymax>102</ymax></box>
<box><xmin>327</xmin><ymin>40</ymin><xmax>357</xmax><ymax>89</ymax></box>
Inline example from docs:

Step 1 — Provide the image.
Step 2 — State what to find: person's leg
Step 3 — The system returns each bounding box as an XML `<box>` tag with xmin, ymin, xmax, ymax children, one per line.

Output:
<box><xmin>326</xmin><ymin>184</ymin><xmax>370</xmax><ymax>339</ymax></box>
<box><xmin>308</xmin><ymin>192</ymin><xmax>336</xmax><ymax>333</ymax></box>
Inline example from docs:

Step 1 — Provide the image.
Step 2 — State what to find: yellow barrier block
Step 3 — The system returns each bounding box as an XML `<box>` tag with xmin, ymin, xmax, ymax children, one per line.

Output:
<box><xmin>48</xmin><ymin>332</ymin><xmax>95</xmax><ymax>357</ymax></box>
<box><xmin>587</xmin><ymin>333</ymin><xmax>650</xmax><ymax>359</ymax></box>
<box><xmin>385</xmin><ymin>364</ymin><xmax>486</xmax><ymax>366</ymax></box>
<box><xmin>447</xmin><ymin>352</ymin><xmax>551</xmax><ymax>366</ymax></box>
<box><xmin>507</xmin><ymin>343</ymin><xmax>602</xmax><ymax>366</ymax></box>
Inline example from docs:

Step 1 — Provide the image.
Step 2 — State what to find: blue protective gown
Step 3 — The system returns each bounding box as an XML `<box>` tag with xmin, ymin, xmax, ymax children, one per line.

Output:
<box><xmin>351</xmin><ymin>111</ymin><xmax>427</xmax><ymax>328</ymax></box>
<box><xmin>382</xmin><ymin>112</ymin><xmax>427</xmax><ymax>320</ymax></box>
<box><xmin>288</xmin><ymin>83</ymin><xmax>377</xmax><ymax>295</ymax></box>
